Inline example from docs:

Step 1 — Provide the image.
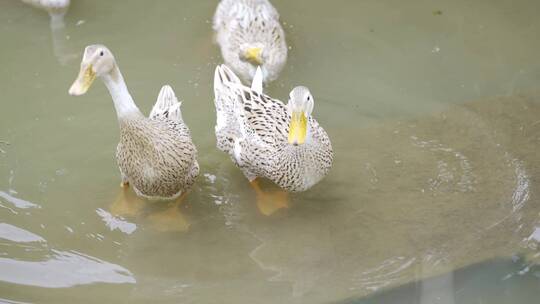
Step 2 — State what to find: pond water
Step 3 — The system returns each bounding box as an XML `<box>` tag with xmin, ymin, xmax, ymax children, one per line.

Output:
<box><xmin>1</xmin><ymin>0</ymin><xmax>540</xmax><ymax>303</ymax></box>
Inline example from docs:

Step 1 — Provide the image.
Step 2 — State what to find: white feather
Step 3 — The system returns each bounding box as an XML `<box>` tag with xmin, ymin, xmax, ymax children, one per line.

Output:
<box><xmin>215</xmin><ymin>108</ymin><xmax>227</xmax><ymax>132</ymax></box>
<box><xmin>251</xmin><ymin>66</ymin><xmax>263</xmax><ymax>93</ymax></box>
<box><xmin>233</xmin><ymin>138</ymin><xmax>243</xmax><ymax>164</ymax></box>
<box><xmin>150</xmin><ymin>85</ymin><xmax>183</xmax><ymax>122</ymax></box>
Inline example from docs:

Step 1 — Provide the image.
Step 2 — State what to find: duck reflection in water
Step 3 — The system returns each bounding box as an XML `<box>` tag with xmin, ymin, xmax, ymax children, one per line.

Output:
<box><xmin>20</xmin><ymin>0</ymin><xmax>77</xmax><ymax>65</ymax></box>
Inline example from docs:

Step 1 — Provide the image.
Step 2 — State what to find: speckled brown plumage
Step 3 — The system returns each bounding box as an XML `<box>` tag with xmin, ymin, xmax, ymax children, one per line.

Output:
<box><xmin>116</xmin><ymin>86</ymin><xmax>199</xmax><ymax>200</ymax></box>
<box><xmin>69</xmin><ymin>45</ymin><xmax>199</xmax><ymax>201</ymax></box>
<box><xmin>213</xmin><ymin>65</ymin><xmax>333</xmax><ymax>192</ymax></box>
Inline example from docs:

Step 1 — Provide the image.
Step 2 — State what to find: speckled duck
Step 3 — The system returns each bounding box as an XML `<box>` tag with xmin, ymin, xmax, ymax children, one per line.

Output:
<box><xmin>69</xmin><ymin>45</ymin><xmax>199</xmax><ymax>200</ymax></box>
<box><xmin>213</xmin><ymin>65</ymin><xmax>333</xmax><ymax>197</ymax></box>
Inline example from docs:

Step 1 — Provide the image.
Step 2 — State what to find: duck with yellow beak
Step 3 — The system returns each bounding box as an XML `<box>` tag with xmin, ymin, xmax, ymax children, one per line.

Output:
<box><xmin>213</xmin><ymin>0</ymin><xmax>287</xmax><ymax>85</ymax></box>
<box><xmin>213</xmin><ymin>65</ymin><xmax>333</xmax><ymax>214</ymax></box>
<box><xmin>69</xmin><ymin>44</ymin><xmax>199</xmax><ymax>203</ymax></box>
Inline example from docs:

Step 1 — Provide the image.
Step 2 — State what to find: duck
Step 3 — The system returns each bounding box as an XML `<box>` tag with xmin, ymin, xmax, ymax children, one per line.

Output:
<box><xmin>69</xmin><ymin>44</ymin><xmax>199</xmax><ymax>201</ymax></box>
<box><xmin>213</xmin><ymin>65</ymin><xmax>333</xmax><ymax>213</ymax></box>
<box><xmin>213</xmin><ymin>0</ymin><xmax>287</xmax><ymax>85</ymax></box>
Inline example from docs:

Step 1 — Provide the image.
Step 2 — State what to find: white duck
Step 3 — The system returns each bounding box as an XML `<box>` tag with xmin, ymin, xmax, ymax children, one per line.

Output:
<box><xmin>213</xmin><ymin>65</ymin><xmax>333</xmax><ymax>214</ymax></box>
<box><xmin>213</xmin><ymin>0</ymin><xmax>288</xmax><ymax>84</ymax></box>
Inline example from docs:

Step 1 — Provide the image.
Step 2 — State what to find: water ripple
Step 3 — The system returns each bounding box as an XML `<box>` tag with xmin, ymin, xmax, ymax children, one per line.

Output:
<box><xmin>410</xmin><ymin>136</ymin><xmax>477</xmax><ymax>193</ymax></box>
<box><xmin>353</xmin><ymin>256</ymin><xmax>417</xmax><ymax>292</ymax></box>
<box><xmin>0</xmin><ymin>249</ymin><xmax>136</xmax><ymax>288</ymax></box>
<box><xmin>0</xmin><ymin>191</ymin><xmax>40</xmax><ymax>210</ymax></box>
<box><xmin>96</xmin><ymin>208</ymin><xmax>137</xmax><ymax>235</ymax></box>
<box><xmin>0</xmin><ymin>223</ymin><xmax>45</xmax><ymax>243</ymax></box>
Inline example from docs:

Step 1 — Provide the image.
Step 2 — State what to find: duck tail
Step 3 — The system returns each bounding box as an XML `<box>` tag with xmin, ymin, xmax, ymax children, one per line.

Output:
<box><xmin>150</xmin><ymin>85</ymin><xmax>183</xmax><ymax>122</ymax></box>
<box><xmin>213</xmin><ymin>65</ymin><xmax>243</xmax><ymax>153</ymax></box>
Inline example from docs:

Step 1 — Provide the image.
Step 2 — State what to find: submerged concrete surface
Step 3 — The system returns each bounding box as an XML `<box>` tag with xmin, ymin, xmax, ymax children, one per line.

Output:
<box><xmin>230</xmin><ymin>94</ymin><xmax>540</xmax><ymax>303</ymax></box>
<box><xmin>339</xmin><ymin>257</ymin><xmax>540</xmax><ymax>304</ymax></box>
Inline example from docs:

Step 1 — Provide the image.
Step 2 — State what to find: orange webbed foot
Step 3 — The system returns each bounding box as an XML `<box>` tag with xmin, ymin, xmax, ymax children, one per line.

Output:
<box><xmin>250</xmin><ymin>179</ymin><xmax>289</xmax><ymax>216</ymax></box>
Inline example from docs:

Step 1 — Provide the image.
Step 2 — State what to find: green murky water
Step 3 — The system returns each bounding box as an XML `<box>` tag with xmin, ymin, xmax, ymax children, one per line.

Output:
<box><xmin>1</xmin><ymin>0</ymin><xmax>540</xmax><ymax>303</ymax></box>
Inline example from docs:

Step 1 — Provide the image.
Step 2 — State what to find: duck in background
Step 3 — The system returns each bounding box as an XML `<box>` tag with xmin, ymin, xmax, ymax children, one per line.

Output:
<box><xmin>213</xmin><ymin>0</ymin><xmax>288</xmax><ymax>85</ymax></box>
<box><xmin>213</xmin><ymin>65</ymin><xmax>333</xmax><ymax>215</ymax></box>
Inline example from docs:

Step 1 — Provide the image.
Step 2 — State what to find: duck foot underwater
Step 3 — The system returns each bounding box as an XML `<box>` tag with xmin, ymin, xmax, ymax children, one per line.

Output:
<box><xmin>250</xmin><ymin>179</ymin><xmax>289</xmax><ymax>216</ymax></box>
<box><xmin>110</xmin><ymin>187</ymin><xmax>190</xmax><ymax>232</ymax></box>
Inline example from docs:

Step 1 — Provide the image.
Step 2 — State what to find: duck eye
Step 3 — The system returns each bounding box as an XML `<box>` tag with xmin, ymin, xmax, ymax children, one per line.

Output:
<box><xmin>307</xmin><ymin>96</ymin><xmax>311</xmax><ymax>101</ymax></box>
<box><xmin>100</xmin><ymin>51</ymin><xmax>104</xmax><ymax>56</ymax></box>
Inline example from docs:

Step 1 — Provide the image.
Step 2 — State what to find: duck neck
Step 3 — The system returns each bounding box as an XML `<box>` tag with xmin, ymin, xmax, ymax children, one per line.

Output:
<box><xmin>101</xmin><ymin>64</ymin><xmax>141</xmax><ymax>120</ymax></box>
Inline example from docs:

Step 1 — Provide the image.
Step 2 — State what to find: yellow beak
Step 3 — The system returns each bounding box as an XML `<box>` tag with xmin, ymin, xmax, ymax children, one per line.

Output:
<box><xmin>69</xmin><ymin>64</ymin><xmax>96</xmax><ymax>96</ymax></box>
<box><xmin>244</xmin><ymin>47</ymin><xmax>263</xmax><ymax>65</ymax></box>
<box><xmin>288</xmin><ymin>111</ymin><xmax>307</xmax><ymax>145</ymax></box>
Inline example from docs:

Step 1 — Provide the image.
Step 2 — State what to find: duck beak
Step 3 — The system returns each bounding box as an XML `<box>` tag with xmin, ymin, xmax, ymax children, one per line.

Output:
<box><xmin>69</xmin><ymin>64</ymin><xmax>96</xmax><ymax>96</ymax></box>
<box><xmin>244</xmin><ymin>47</ymin><xmax>263</xmax><ymax>65</ymax></box>
<box><xmin>288</xmin><ymin>111</ymin><xmax>307</xmax><ymax>145</ymax></box>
